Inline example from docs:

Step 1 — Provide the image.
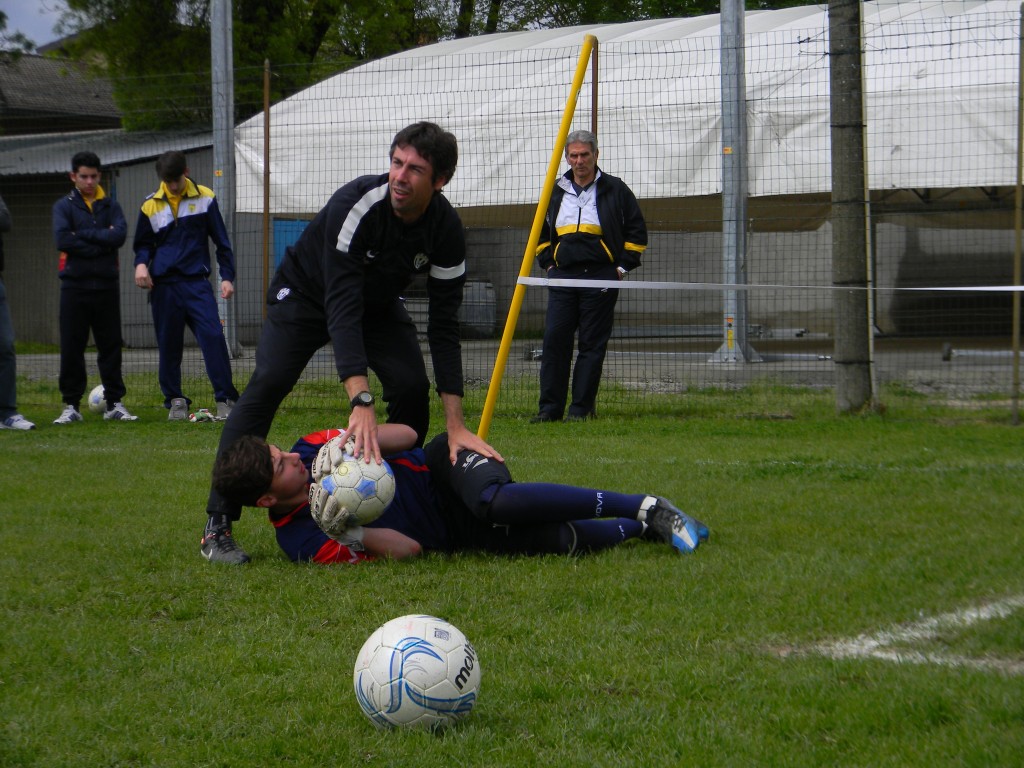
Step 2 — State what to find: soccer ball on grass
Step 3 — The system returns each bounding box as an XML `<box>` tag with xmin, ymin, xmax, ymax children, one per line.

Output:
<box><xmin>353</xmin><ymin>614</ymin><xmax>482</xmax><ymax>730</ymax></box>
<box><xmin>87</xmin><ymin>385</ymin><xmax>106</xmax><ymax>414</ymax></box>
<box><xmin>316</xmin><ymin>453</ymin><xmax>396</xmax><ymax>529</ymax></box>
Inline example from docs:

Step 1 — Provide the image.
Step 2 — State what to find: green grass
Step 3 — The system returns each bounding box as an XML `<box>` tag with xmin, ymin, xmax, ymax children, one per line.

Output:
<box><xmin>2</xmin><ymin>385</ymin><xmax>1023</xmax><ymax>767</ymax></box>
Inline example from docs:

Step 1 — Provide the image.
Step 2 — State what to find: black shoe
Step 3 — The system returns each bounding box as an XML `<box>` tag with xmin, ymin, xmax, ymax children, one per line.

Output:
<box><xmin>530</xmin><ymin>412</ymin><xmax>559</xmax><ymax>423</ymax></box>
<box><xmin>200</xmin><ymin>524</ymin><xmax>251</xmax><ymax>564</ymax></box>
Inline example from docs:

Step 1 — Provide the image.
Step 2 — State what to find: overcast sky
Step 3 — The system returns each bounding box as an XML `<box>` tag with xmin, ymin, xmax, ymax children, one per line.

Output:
<box><xmin>1</xmin><ymin>0</ymin><xmax>67</xmax><ymax>49</ymax></box>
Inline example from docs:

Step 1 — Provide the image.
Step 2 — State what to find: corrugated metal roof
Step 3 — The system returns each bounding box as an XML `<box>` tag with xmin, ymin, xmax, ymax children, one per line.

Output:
<box><xmin>0</xmin><ymin>128</ymin><xmax>213</xmax><ymax>175</ymax></box>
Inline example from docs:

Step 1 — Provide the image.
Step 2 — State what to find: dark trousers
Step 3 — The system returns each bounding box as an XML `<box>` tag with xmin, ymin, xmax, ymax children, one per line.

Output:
<box><xmin>58</xmin><ymin>281</ymin><xmax>126</xmax><ymax>407</ymax></box>
<box><xmin>150</xmin><ymin>279</ymin><xmax>238</xmax><ymax>407</ymax></box>
<box><xmin>537</xmin><ymin>264</ymin><xmax>619</xmax><ymax>419</ymax></box>
<box><xmin>206</xmin><ymin>289</ymin><xmax>430</xmax><ymax>521</ymax></box>
<box><xmin>0</xmin><ymin>277</ymin><xmax>17</xmax><ymax>418</ymax></box>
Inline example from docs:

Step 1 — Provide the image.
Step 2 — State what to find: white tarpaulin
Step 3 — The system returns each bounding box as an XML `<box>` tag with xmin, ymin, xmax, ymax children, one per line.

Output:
<box><xmin>234</xmin><ymin>1</ymin><xmax>1022</xmax><ymax>223</ymax></box>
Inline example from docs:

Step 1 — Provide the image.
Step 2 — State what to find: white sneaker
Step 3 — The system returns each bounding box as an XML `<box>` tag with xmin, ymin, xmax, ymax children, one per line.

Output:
<box><xmin>216</xmin><ymin>399</ymin><xmax>235</xmax><ymax>420</ymax></box>
<box><xmin>53</xmin><ymin>405</ymin><xmax>83</xmax><ymax>425</ymax></box>
<box><xmin>0</xmin><ymin>414</ymin><xmax>35</xmax><ymax>430</ymax></box>
<box><xmin>104</xmin><ymin>402</ymin><xmax>139</xmax><ymax>421</ymax></box>
<box><xmin>168</xmin><ymin>397</ymin><xmax>188</xmax><ymax>421</ymax></box>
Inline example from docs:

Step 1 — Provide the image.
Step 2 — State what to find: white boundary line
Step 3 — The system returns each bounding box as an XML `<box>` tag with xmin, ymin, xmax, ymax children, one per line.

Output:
<box><xmin>791</xmin><ymin>595</ymin><xmax>1024</xmax><ymax>676</ymax></box>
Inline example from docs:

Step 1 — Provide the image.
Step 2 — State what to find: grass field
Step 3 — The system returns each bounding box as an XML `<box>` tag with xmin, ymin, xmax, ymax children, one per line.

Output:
<box><xmin>2</xmin><ymin>384</ymin><xmax>1023</xmax><ymax>767</ymax></box>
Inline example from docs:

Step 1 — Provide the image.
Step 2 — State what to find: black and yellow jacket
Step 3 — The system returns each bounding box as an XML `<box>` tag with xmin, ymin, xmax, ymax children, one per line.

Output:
<box><xmin>536</xmin><ymin>168</ymin><xmax>647</xmax><ymax>273</ymax></box>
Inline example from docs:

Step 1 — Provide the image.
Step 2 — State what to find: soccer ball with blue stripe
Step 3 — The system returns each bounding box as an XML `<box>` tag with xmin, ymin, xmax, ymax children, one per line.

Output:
<box><xmin>354</xmin><ymin>614</ymin><xmax>482</xmax><ymax>730</ymax></box>
<box><xmin>317</xmin><ymin>453</ymin><xmax>396</xmax><ymax>526</ymax></box>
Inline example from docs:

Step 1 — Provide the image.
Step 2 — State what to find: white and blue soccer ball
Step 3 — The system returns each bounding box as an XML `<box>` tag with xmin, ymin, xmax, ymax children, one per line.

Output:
<box><xmin>353</xmin><ymin>614</ymin><xmax>482</xmax><ymax>730</ymax></box>
<box><xmin>87</xmin><ymin>385</ymin><xmax>106</xmax><ymax>414</ymax></box>
<box><xmin>318</xmin><ymin>454</ymin><xmax>396</xmax><ymax>527</ymax></box>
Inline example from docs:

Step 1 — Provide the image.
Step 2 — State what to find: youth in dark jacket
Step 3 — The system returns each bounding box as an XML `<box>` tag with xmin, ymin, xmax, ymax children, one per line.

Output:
<box><xmin>533</xmin><ymin>130</ymin><xmax>647</xmax><ymax>422</ymax></box>
<box><xmin>51</xmin><ymin>151</ymin><xmax>137</xmax><ymax>424</ymax></box>
<box><xmin>132</xmin><ymin>151</ymin><xmax>239</xmax><ymax>419</ymax></box>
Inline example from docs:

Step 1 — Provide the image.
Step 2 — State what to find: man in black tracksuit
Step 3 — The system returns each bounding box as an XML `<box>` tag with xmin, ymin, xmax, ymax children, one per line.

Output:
<box><xmin>533</xmin><ymin>130</ymin><xmax>648</xmax><ymax>422</ymax></box>
<box><xmin>51</xmin><ymin>151</ymin><xmax>137</xmax><ymax>424</ymax></box>
<box><xmin>201</xmin><ymin>122</ymin><xmax>502</xmax><ymax>564</ymax></box>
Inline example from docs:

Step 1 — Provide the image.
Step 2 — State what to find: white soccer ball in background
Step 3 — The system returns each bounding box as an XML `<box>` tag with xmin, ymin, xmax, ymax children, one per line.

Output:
<box><xmin>317</xmin><ymin>454</ymin><xmax>396</xmax><ymax>527</ymax></box>
<box><xmin>353</xmin><ymin>614</ymin><xmax>482</xmax><ymax>730</ymax></box>
<box><xmin>87</xmin><ymin>385</ymin><xmax>106</xmax><ymax>414</ymax></box>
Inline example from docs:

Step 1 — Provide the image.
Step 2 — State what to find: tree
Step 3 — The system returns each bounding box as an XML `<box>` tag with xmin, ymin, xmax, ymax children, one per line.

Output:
<box><xmin>0</xmin><ymin>11</ymin><xmax>35</xmax><ymax>62</ymax></box>
<box><xmin>58</xmin><ymin>0</ymin><xmax>456</xmax><ymax>128</ymax></box>
<box><xmin>55</xmin><ymin>0</ymin><xmax>824</xmax><ymax>129</ymax></box>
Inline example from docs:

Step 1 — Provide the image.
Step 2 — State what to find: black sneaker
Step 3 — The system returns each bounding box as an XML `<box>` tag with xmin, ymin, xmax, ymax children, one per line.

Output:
<box><xmin>200</xmin><ymin>525</ymin><xmax>251</xmax><ymax>564</ymax></box>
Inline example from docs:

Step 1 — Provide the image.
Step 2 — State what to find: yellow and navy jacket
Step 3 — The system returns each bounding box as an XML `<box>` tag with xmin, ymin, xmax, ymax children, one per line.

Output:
<box><xmin>535</xmin><ymin>168</ymin><xmax>647</xmax><ymax>273</ymax></box>
<box><xmin>132</xmin><ymin>178</ymin><xmax>235</xmax><ymax>283</ymax></box>
<box><xmin>52</xmin><ymin>186</ymin><xmax>128</xmax><ymax>282</ymax></box>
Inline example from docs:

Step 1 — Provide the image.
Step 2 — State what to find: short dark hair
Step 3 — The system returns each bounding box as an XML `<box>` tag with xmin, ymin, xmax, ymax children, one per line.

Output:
<box><xmin>155</xmin><ymin>151</ymin><xmax>188</xmax><ymax>182</ymax></box>
<box><xmin>211</xmin><ymin>435</ymin><xmax>274</xmax><ymax>508</ymax></box>
<box><xmin>390</xmin><ymin>121</ymin><xmax>458</xmax><ymax>184</ymax></box>
<box><xmin>71</xmin><ymin>151</ymin><xmax>102</xmax><ymax>172</ymax></box>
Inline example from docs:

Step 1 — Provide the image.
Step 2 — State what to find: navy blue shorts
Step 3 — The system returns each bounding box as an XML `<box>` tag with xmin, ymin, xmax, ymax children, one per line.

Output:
<box><xmin>422</xmin><ymin>433</ymin><xmax>512</xmax><ymax>521</ymax></box>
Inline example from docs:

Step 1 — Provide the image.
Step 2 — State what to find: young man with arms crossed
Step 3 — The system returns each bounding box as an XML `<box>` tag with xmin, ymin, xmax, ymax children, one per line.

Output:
<box><xmin>52</xmin><ymin>151</ymin><xmax>137</xmax><ymax>424</ymax></box>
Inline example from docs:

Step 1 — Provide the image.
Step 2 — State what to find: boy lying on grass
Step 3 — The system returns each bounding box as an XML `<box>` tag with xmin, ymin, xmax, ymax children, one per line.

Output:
<box><xmin>211</xmin><ymin>423</ymin><xmax>708</xmax><ymax>564</ymax></box>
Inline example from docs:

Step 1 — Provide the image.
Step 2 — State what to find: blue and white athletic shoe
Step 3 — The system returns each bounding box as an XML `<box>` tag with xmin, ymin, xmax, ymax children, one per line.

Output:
<box><xmin>642</xmin><ymin>497</ymin><xmax>704</xmax><ymax>554</ymax></box>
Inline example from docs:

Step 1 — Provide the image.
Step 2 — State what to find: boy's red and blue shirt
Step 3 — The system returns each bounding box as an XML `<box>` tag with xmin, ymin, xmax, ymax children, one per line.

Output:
<box><xmin>270</xmin><ymin>430</ymin><xmax>449</xmax><ymax>564</ymax></box>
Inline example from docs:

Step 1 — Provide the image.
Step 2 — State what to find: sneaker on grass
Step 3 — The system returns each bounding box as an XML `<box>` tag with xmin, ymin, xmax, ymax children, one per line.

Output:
<box><xmin>53</xmin><ymin>404</ymin><xmax>83</xmax><ymax>425</ymax></box>
<box><xmin>168</xmin><ymin>397</ymin><xmax>188</xmax><ymax>421</ymax></box>
<box><xmin>640</xmin><ymin>496</ymin><xmax>704</xmax><ymax>554</ymax></box>
<box><xmin>201</xmin><ymin>524</ymin><xmax>250</xmax><ymax>565</ymax></box>
<box><xmin>0</xmin><ymin>413</ymin><xmax>35</xmax><ymax>430</ymax></box>
<box><xmin>104</xmin><ymin>402</ymin><xmax>138</xmax><ymax>421</ymax></box>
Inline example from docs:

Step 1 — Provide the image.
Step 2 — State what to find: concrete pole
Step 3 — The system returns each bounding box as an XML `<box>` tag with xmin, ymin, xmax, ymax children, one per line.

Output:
<box><xmin>211</xmin><ymin>0</ymin><xmax>238</xmax><ymax>356</ymax></box>
<box><xmin>712</xmin><ymin>0</ymin><xmax>760</xmax><ymax>363</ymax></box>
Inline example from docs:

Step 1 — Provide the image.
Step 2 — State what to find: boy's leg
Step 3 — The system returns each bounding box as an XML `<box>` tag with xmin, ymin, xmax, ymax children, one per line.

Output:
<box><xmin>93</xmin><ymin>283</ymin><xmax>127</xmax><ymax>404</ymax></box>
<box><xmin>479</xmin><ymin>518</ymin><xmax>644</xmax><ymax>556</ymax></box>
<box><xmin>57</xmin><ymin>285</ymin><xmax>90</xmax><ymax>406</ymax></box>
<box><xmin>151</xmin><ymin>283</ymin><xmax>188</xmax><ymax>407</ymax></box>
<box><xmin>184</xmin><ymin>281</ymin><xmax>239</xmax><ymax>403</ymax></box>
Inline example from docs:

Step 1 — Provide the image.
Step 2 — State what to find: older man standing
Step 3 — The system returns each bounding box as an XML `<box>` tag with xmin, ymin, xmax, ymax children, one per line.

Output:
<box><xmin>532</xmin><ymin>130</ymin><xmax>648</xmax><ymax>423</ymax></box>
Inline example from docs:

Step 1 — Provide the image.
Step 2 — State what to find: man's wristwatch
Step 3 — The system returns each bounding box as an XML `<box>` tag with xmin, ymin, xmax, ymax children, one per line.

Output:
<box><xmin>350</xmin><ymin>390</ymin><xmax>375</xmax><ymax>409</ymax></box>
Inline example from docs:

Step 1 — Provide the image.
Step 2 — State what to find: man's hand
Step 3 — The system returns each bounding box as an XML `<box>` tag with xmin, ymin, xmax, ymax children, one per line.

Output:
<box><xmin>220</xmin><ymin>280</ymin><xmax>234</xmax><ymax>300</ymax></box>
<box><xmin>446</xmin><ymin>423</ymin><xmax>504</xmax><ymax>466</ymax></box>
<box><xmin>309</xmin><ymin>482</ymin><xmax>355</xmax><ymax>537</ymax></box>
<box><xmin>345</xmin><ymin>405</ymin><xmax>382</xmax><ymax>465</ymax></box>
<box><xmin>440</xmin><ymin>392</ymin><xmax>504</xmax><ymax>465</ymax></box>
<box><xmin>311</xmin><ymin>433</ymin><xmax>356</xmax><ymax>482</ymax></box>
<box><xmin>134</xmin><ymin>263</ymin><xmax>153</xmax><ymax>290</ymax></box>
